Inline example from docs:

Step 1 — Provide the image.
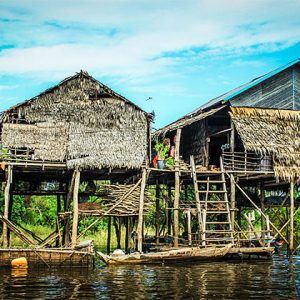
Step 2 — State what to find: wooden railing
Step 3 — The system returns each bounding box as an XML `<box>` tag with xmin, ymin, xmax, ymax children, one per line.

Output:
<box><xmin>222</xmin><ymin>151</ymin><xmax>273</xmax><ymax>172</ymax></box>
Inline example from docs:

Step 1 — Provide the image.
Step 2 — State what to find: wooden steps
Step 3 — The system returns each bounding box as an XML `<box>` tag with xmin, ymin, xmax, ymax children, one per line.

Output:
<box><xmin>190</xmin><ymin>155</ymin><xmax>234</xmax><ymax>246</ymax></box>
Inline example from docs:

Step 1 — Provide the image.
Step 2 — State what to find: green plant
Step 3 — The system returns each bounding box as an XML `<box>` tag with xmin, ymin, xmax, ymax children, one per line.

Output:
<box><xmin>154</xmin><ymin>142</ymin><xmax>170</xmax><ymax>160</ymax></box>
<box><xmin>165</xmin><ymin>157</ymin><xmax>175</xmax><ymax>168</ymax></box>
<box><xmin>0</xmin><ymin>145</ymin><xmax>9</xmax><ymax>160</ymax></box>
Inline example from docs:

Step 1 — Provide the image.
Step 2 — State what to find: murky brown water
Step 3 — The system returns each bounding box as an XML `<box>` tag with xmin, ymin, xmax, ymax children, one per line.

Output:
<box><xmin>0</xmin><ymin>256</ymin><xmax>299</xmax><ymax>299</ymax></box>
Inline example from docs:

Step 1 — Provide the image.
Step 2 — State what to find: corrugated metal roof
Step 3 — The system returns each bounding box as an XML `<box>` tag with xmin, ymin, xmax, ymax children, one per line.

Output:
<box><xmin>154</xmin><ymin>58</ymin><xmax>300</xmax><ymax>134</ymax></box>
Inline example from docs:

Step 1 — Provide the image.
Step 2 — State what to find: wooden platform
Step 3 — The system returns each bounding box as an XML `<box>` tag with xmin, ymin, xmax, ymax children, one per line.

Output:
<box><xmin>0</xmin><ymin>248</ymin><xmax>95</xmax><ymax>268</ymax></box>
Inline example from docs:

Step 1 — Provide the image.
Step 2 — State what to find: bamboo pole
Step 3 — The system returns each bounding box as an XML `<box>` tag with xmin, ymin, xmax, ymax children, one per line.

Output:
<box><xmin>234</xmin><ymin>179</ymin><xmax>289</xmax><ymax>244</ymax></box>
<box><xmin>260</xmin><ymin>182</ymin><xmax>265</xmax><ymax>242</ymax></box>
<box><xmin>137</xmin><ymin>168</ymin><xmax>147</xmax><ymax>252</ymax></box>
<box><xmin>174</xmin><ymin>128</ymin><xmax>182</xmax><ymax>248</ymax></box>
<box><xmin>77</xmin><ymin>178</ymin><xmax>142</xmax><ymax>240</ymax></box>
<box><xmin>2</xmin><ymin>165</ymin><xmax>12</xmax><ymax>248</ymax></box>
<box><xmin>187</xmin><ymin>208</ymin><xmax>192</xmax><ymax>246</ymax></box>
<box><xmin>107</xmin><ymin>216</ymin><xmax>111</xmax><ymax>254</ymax></box>
<box><xmin>155</xmin><ymin>179</ymin><xmax>160</xmax><ymax>245</ymax></box>
<box><xmin>71</xmin><ymin>170</ymin><xmax>80</xmax><ymax>247</ymax></box>
<box><xmin>230</xmin><ymin>174</ymin><xmax>236</xmax><ymax>231</ymax></box>
<box><xmin>125</xmin><ymin>217</ymin><xmax>129</xmax><ymax>253</ymax></box>
<box><xmin>167</xmin><ymin>186</ymin><xmax>172</xmax><ymax>235</ymax></box>
<box><xmin>290</xmin><ymin>180</ymin><xmax>295</xmax><ymax>253</ymax></box>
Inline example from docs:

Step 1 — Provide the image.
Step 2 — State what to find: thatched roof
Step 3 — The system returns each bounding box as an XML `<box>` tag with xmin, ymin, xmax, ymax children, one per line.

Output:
<box><xmin>2</xmin><ymin>70</ymin><xmax>152</xmax><ymax>119</ymax></box>
<box><xmin>1</xmin><ymin>71</ymin><xmax>151</xmax><ymax>170</ymax></box>
<box><xmin>230</xmin><ymin>107</ymin><xmax>300</xmax><ymax>181</ymax></box>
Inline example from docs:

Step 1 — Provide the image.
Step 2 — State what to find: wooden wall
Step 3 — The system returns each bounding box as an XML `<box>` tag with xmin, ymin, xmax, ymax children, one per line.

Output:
<box><xmin>230</xmin><ymin>67</ymin><xmax>294</xmax><ymax>109</ymax></box>
<box><xmin>181</xmin><ymin>120</ymin><xmax>208</xmax><ymax>166</ymax></box>
<box><xmin>294</xmin><ymin>65</ymin><xmax>300</xmax><ymax>110</ymax></box>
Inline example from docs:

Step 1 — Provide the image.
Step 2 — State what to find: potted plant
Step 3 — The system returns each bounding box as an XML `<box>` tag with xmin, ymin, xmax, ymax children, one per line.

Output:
<box><xmin>154</xmin><ymin>140</ymin><xmax>170</xmax><ymax>169</ymax></box>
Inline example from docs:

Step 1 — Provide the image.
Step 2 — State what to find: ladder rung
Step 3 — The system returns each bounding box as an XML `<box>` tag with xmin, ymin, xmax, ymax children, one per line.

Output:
<box><xmin>206</xmin><ymin>211</ymin><xmax>229</xmax><ymax>214</ymax></box>
<box><xmin>198</xmin><ymin>190</ymin><xmax>226</xmax><ymax>193</ymax></box>
<box><xmin>206</xmin><ymin>221</ymin><xmax>231</xmax><ymax>224</ymax></box>
<box><xmin>199</xmin><ymin>201</ymin><xmax>227</xmax><ymax>203</ymax></box>
<box><xmin>205</xmin><ymin>238</ymin><xmax>233</xmax><ymax>241</ymax></box>
<box><xmin>206</xmin><ymin>230</ymin><xmax>233</xmax><ymax>233</ymax></box>
<box><xmin>197</xmin><ymin>180</ymin><xmax>225</xmax><ymax>183</ymax></box>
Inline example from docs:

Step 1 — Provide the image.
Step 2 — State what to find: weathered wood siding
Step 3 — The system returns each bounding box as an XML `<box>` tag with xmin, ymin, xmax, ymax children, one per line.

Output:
<box><xmin>181</xmin><ymin>120</ymin><xmax>208</xmax><ymax>166</ymax></box>
<box><xmin>230</xmin><ymin>68</ymin><xmax>294</xmax><ymax>109</ymax></box>
<box><xmin>294</xmin><ymin>65</ymin><xmax>300</xmax><ymax>110</ymax></box>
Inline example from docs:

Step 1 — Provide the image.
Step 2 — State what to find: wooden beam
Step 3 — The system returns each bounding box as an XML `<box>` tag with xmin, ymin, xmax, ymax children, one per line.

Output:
<box><xmin>137</xmin><ymin>168</ymin><xmax>147</xmax><ymax>252</ymax></box>
<box><xmin>2</xmin><ymin>165</ymin><xmax>12</xmax><ymax>248</ymax></box>
<box><xmin>174</xmin><ymin>128</ymin><xmax>182</xmax><ymax>248</ymax></box>
<box><xmin>71</xmin><ymin>169</ymin><xmax>80</xmax><ymax>247</ymax></box>
<box><xmin>234</xmin><ymin>179</ymin><xmax>289</xmax><ymax>244</ymax></box>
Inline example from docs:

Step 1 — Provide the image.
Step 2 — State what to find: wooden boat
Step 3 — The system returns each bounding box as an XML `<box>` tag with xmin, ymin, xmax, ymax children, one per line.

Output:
<box><xmin>97</xmin><ymin>244</ymin><xmax>232</xmax><ymax>265</ymax></box>
<box><xmin>0</xmin><ymin>240</ymin><xmax>95</xmax><ymax>268</ymax></box>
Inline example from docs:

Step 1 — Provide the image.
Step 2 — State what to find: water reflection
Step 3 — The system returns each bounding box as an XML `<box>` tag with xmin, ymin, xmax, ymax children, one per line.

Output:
<box><xmin>0</xmin><ymin>257</ymin><xmax>299</xmax><ymax>299</ymax></box>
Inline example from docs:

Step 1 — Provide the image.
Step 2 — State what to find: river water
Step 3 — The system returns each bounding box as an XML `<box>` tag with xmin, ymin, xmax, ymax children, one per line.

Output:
<box><xmin>0</xmin><ymin>256</ymin><xmax>299</xmax><ymax>299</ymax></box>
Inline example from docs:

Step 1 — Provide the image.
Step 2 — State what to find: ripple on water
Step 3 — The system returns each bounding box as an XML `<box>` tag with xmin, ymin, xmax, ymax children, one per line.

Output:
<box><xmin>0</xmin><ymin>256</ymin><xmax>299</xmax><ymax>299</ymax></box>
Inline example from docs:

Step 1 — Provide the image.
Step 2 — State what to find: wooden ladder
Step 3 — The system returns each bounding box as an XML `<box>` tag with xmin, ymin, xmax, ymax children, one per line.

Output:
<box><xmin>190</xmin><ymin>156</ymin><xmax>234</xmax><ymax>246</ymax></box>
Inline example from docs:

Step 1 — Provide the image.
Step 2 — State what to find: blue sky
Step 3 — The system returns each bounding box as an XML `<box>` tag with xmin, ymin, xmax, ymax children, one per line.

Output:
<box><xmin>0</xmin><ymin>0</ymin><xmax>300</xmax><ymax>128</ymax></box>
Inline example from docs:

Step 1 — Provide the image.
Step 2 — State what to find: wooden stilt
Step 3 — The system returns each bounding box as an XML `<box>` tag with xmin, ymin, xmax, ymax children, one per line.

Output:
<box><xmin>2</xmin><ymin>165</ymin><xmax>12</xmax><ymax>248</ymax></box>
<box><xmin>260</xmin><ymin>181</ymin><xmax>265</xmax><ymax>243</ymax></box>
<box><xmin>167</xmin><ymin>186</ymin><xmax>172</xmax><ymax>235</ymax></box>
<box><xmin>125</xmin><ymin>217</ymin><xmax>129</xmax><ymax>253</ymax></box>
<box><xmin>114</xmin><ymin>217</ymin><xmax>122</xmax><ymax>249</ymax></box>
<box><xmin>63</xmin><ymin>172</ymin><xmax>77</xmax><ymax>247</ymax></box>
<box><xmin>155</xmin><ymin>179</ymin><xmax>160</xmax><ymax>245</ymax></box>
<box><xmin>137</xmin><ymin>167</ymin><xmax>147</xmax><ymax>252</ymax></box>
<box><xmin>107</xmin><ymin>216</ymin><xmax>111</xmax><ymax>254</ymax></box>
<box><xmin>187</xmin><ymin>208</ymin><xmax>192</xmax><ymax>246</ymax></box>
<box><xmin>290</xmin><ymin>180</ymin><xmax>295</xmax><ymax>253</ymax></box>
<box><xmin>71</xmin><ymin>169</ymin><xmax>80</xmax><ymax>247</ymax></box>
<box><xmin>7</xmin><ymin>193</ymin><xmax>13</xmax><ymax>247</ymax></box>
<box><xmin>56</xmin><ymin>195</ymin><xmax>61</xmax><ymax>247</ymax></box>
<box><xmin>174</xmin><ymin>128</ymin><xmax>182</xmax><ymax>248</ymax></box>
<box><xmin>230</xmin><ymin>174</ymin><xmax>236</xmax><ymax>231</ymax></box>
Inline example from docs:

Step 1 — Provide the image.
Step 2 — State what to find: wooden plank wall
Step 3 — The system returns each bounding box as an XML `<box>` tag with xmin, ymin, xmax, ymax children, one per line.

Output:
<box><xmin>294</xmin><ymin>65</ymin><xmax>300</xmax><ymax>110</ymax></box>
<box><xmin>230</xmin><ymin>68</ymin><xmax>294</xmax><ymax>109</ymax></box>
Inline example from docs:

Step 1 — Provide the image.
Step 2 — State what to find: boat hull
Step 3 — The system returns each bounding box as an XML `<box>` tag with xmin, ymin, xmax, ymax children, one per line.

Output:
<box><xmin>97</xmin><ymin>245</ymin><xmax>232</xmax><ymax>265</ymax></box>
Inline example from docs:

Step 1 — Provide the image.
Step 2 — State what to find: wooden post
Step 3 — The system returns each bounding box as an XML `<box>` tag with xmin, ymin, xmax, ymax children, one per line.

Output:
<box><xmin>137</xmin><ymin>168</ymin><xmax>147</xmax><ymax>252</ymax></box>
<box><xmin>230</xmin><ymin>174</ymin><xmax>236</xmax><ymax>232</ymax></box>
<box><xmin>71</xmin><ymin>169</ymin><xmax>80</xmax><ymax>247</ymax></box>
<box><xmin>107</xmin><ymin>216</ymin><xmax>111</xmax><ymax>254</ymax></box>
<box><xmin>125</xmin><ymin>217</ymin><xmax>130</xmax><ymax>253</ymax></box>
<box><xmin>230</xmin><ymin>119</ymin><xmax>235</xmax><ymax>170</ymax></box>
<box><xmin>167</xmin><ymin>186</ymin><xmax>172</xmax><ymax>235</ymax></box>
<box><xmin>174</xmin><ymin>128</ymin><xmax>182</xmax><ymax>248</ymax></box>
<box><xmin>260</xmin><ymin>182</ymin><xmax>265</xmax><ymax>243</ymax></box>
<box><xmin>2</xmin><ymin>165</ymin><xmax>12</xmax><ymax>248</ymax></box>
<box><xmin>290</xmin><ymin>180</ymin><xmax>295</xmax><ymax>253</ymax></box>
<box><xmin>186</xmin><ymin>208</ymin><xmax>192</xmax><ymax>246</ymax></box>
<box><xmin>63</xmin><ymin>172</ymin><xmax>77</xmax><ymax>247</ymax></box>
<box><xmin>155</xmin><ymin>179</ymin><xmax>160</xmax><ymax>245</ymax></box>
<box><xmin>266</xmin><ymin>215</ymin><xmax>271</xmax><ymax>247</ymax></box>
<box><xmin>56</xmin><ymin>195</ymin><xmax>61</xmax><ymax>247</ymax></box>
<box><xmin>115</xmin><ymin>217</ymin><xmax>122</xmax><ymax>249</ymax></box>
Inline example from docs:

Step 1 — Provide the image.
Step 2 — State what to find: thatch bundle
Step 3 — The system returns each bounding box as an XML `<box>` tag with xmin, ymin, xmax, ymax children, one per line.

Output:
<box><xmin>102</xmin><ymin>184</ymin><xmax>150</xmax><ymax>216</ymax></box>
<box><xmin>230</xmin><ymin>107</ymin><xmax>300</xmax><ymax>181</ymax></box>
<box><xmin>1</xmin><ymin>72</ymin><xmax>150</xmax><ymax>170</ymax></box>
